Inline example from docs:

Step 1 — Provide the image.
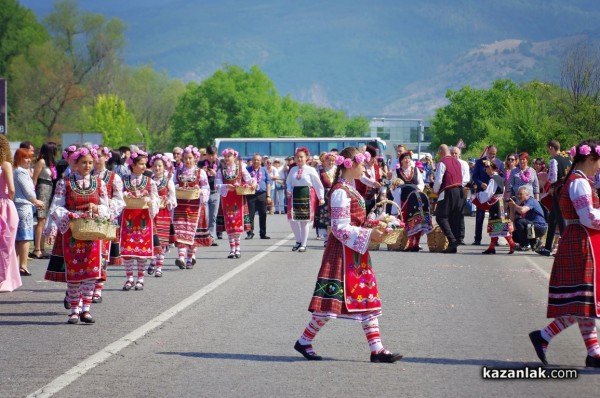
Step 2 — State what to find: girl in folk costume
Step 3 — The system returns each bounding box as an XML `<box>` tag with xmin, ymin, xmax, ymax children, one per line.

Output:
<box><xmin>390</xmin><ymin>179</ymin><xmax>433</xmax><ymax>252</ymax></box>
<box><xmin>529</xmin><ymin>140</ymin><xmax>600</xmax><ymax>368</ymax></box>
<box><xmin>294</xmin><ymin>147</ymin><xmax>402</xmax><ymax>363</ymax></box>
<box><xmin>120</xmin><ymin>150</ymin><xmax>160</xmax><ymax>291</ymax></box>
<box><xmin>148</xmin><ymin>153</ymin><xmax>177</xmax><ymax>277</ymax></box>
<box><xmin>215</xmin><ymin>148</ymin><xmax>255</xmax><ymax>259</ymax></box>
<box><xmin>44</xmin><ymin>145</ymin><xmax>79</xmax><ymax>309</ymax></box>
<box><xmin>47</xmin><ymin>147</ymin><xmax>110</xmax><ymax>324</ymax></box>
<box><xmin>354</xmin><ymin>145</ymin><xmax>382</xmax><ymax>216</ymax></box>
<box><xmin>91</xmin><ymin>146</ymin><xmax>125</xmax><ymax>303</ymax></box>
<box><xmin>286</xmin><ymin>147</ymin><xmax>325</xmax><ymax>252</ymax></box>
<box><xmin>315</xmin><ymin>152</ymin><xmax>337</xmax><ymax>245</ymax></box>
<box><xmin>172</xmin><ymin>146</ymin><xmax>209</xmax><ymax>268</ymax></box>
<box><xmin>473</xmin><ymin>161</ymin><xmax>515</xmax><ymax>254</ymax></box>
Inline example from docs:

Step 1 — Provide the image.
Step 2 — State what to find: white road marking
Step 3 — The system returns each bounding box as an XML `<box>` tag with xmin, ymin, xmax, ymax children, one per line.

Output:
<box><xmin>524</xmin><ymin>256</ymin><xmax>551</xmax><ymax>279</ymax></box>
<box><xmin>27</xmin><ymin>234</ymin><xmax>294</xmax><ymax>398</ymax></box>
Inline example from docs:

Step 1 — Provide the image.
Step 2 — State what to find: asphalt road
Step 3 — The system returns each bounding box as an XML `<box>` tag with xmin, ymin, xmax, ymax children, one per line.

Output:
<box><xmin>1</xmin><ymin>214</ymin><xmax>599</xmax><ymax>397</ymax></box>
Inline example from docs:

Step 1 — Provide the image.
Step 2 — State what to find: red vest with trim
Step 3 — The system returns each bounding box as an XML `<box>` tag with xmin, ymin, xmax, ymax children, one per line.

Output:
<box><xmin>439</xmin><ymin>156</ymin><xmax>462</xmax><ymax>192</ymax></box>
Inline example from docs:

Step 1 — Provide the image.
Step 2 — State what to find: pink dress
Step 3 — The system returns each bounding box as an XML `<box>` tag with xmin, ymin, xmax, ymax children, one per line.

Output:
<box><xmin>0</xmin><ymin>166</ymin><xmax>22</xmax><ymax>292</ymax></box>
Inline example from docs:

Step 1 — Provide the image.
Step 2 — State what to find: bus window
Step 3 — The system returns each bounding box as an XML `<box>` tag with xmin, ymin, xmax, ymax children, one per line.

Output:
<box><xmin>270</xmin><ymin>142</ymin><xmax>294</xmax><ymax>157</ymax></box>
<box><xmin>247</xmin><ymin>142</ymin><xmax>265</xmax><ymax>156</ymax></box>
<box><xmin>225</xmin><ymin>141</ymin><xmax>245</xmax><ymax>156</ymax></box>
<box><xmin>320</xmin><ymin>141</ymin><xmax>339</xmax><ymax>153</ymax></box>
<box><xmin>298</xmin><ymin>142</ymin><xmax>319</xmax><ymax>157</ymax></box>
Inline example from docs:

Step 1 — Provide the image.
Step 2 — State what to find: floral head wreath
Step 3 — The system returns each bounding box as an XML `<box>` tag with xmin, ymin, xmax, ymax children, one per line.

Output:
<box><xmin>334</xmin><ymin>152</ymin><xmax>370</xmax><ymax>169</ymax></box>
<box><xmin>221</xmin><ymin>148</ymin><xmax>239</xmax><ymax>158</ymax></box>
<box><xmin>324</xmin><ymin>152</ymin><xmax>337</xmax><ymax>160</ymax></box>
<box><xmin>183</xmin><ymin>145</ymin><xmax>201</xmax><ymax>160</ymax></box>
<box><xmin>126</xmin><ymin>149</ymin><xmax>148</xmax><ymax>166</ymax></box>
<box><xmin>69</xmin><ymin>146</ymin><xmax>99</xmax><ymax>162</ymax></box>
<box><xmin>149</xmin><ymin>153</ymin><xmax>172</xmax><ymax>169</ymax></box>
<box><xmin>570</xmin><ymin>144</ymin><xmax>600</xmax><ymax>158</ymax></box>
<box><xmin>295</xmin><ymin>147</ymin><xmax>310</xmax><ymax>157</ymax></box>
<box><xmin>95</xmin><ymin>145</ymin><xmax>112</xmax><ymax>159</ymax></box>
<box><xmin>62</xmin><ymin>145</ymin><xmax>77</xmax><ymax>160</ymax></box>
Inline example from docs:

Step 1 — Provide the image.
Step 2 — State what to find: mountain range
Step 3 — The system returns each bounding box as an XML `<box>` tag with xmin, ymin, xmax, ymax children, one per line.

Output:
<box><xmin>18</xmin><ymin>0</ymin><xmax>600</xmax><ymax>117</ymax></box>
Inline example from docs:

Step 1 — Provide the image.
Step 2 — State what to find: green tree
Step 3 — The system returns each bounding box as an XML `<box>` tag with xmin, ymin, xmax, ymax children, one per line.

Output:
<box><xmin>171</xmin><ymin>64</ymin><xmax>300</xmax><ymax>146</ymax></box>
<box><xmin>83</xmin><ymin>94</ymin><xmax>138</xmax><ymax>148</ymax></box>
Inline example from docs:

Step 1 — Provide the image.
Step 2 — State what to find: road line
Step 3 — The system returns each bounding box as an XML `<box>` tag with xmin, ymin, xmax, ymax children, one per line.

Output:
<box><xmin>27</xmin><ymin>234</ymin><xmax>294</xmax><ymax>398</ymax></box>
<box><xmin>524</xmin><ymin>256</ymin><xmax>551</xmax><ymax>279</ymax></box>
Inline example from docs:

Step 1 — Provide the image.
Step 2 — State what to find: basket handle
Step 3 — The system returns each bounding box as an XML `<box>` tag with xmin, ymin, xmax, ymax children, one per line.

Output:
<box><xmin>368</xmin><ymin>199</ymin><xmax>404</xmax><ymax>222</ymax></box>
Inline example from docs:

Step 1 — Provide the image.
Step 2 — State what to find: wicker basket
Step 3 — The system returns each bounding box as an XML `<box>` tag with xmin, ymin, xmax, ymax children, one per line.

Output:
<box><xmin>367</xmin><ymin>199</ymin><xmax>404</xmax><ymax>247</ymax></box>
<box><xmin>70</xmin><ymin>218</ymin><xmax>109</xmax><ymax>241</ymax></box>
<box><xmin>235</xmin><ymin>186</ymin><xmax>256</xmax><ymax>195</ymax></box>
<box><xmin>105</xmin><ymin>224</ymin><xmax>118</xmax><ymax>241</ymax></box>
<box><xmin>387</xmin><ymin>229</ymin><xmax>409</xmax><ymax>251</ymax></box>
<box><xmin>427</xmin><ymin>225</ymin><xmax>449</xmax><ymax>252</ymax></box>
<box><xmin>124</xmin><ymin>196</ymin><xmax>148</xmax><ymax>209</ymax></box>
<box><xmin>368</xmin><ymin>241</ymin><xmax>381</xmax><ymax>251</ymax></box>
<box><xmin>176</xmin><ymin>187</ymin><xmax>200</xmax><ymax>200</ymax></box>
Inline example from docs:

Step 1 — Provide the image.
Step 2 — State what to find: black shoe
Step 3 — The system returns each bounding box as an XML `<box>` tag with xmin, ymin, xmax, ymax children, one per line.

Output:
<box><xmin>260</xmin><ymin>235</ymin><xmax>271</xmax><ymax>239</ymax></box>
<box><xmin>235</xmin><ymin>251</ymin><xmax>241</xmax><ymax>259</ymax></box>
<box><xmin>67</xmin><ymin>314</ymin><xmax>79</xmax><ymax>324</ymax></box>
<box><xmin>585</xmin><ymin>355</ymin><xmax>600</xmax><ymax>367</ymax></box>
<box><xmin>442</xmin><ymin>245</ymin><xmax>457</xmax><ymax>254</ymax></box>
<box><xmin>92</xmin><ymin>295</ymin><xmax>103</xmax><ymax>304</ymax></box>
<box><xmin>515</xmin><ymin>244</ymin><xmax>531</xmax><ymax>252</ymax></box>
<box><xmin>211</xmin><ymin>242</ymin><xmax>219</xmax><ymax>246</ymax></box>
<box><xmin>191</xmin><ymin>258</ymin><xmax>196</xmax><ymax>265</ymax></box>
<box><xmin>274</xmin><ymin>211</ymin><xmax>280</xmax><ymax>214</ymax></box>
<box><xmin>409</xmin><ymin>246</ymin><xmax>420</xmax><ymax>252</ymax></box>
<box><xmin>529</xmin><ymin>330</ymin><xmax>548</xmax><ymax>366</ymax></box>
<box><xmin>64</xmin><ymin>295</ymin><xmax>71</xmax><ymax>310</ymax></box>
<box><xmin>228</xmin><ymin>251</ymin><xmax>236</xmax><ymax>259</ymax></box>
<box><xmin>370</xmin><ymin>351</ymin><xmax>403</xmax><ymax>363</ymax></box>
<box><xmin>79</xmin><ymin>311</ymin><xmax>95</xmax><ymax>324</ymax></box>
<box><xmin>216</xmin><ymin>234</ymin><xmax>222</xmax><ymax>240</ymax></box>
<box><xmin>536</xmin><ymin>248</ymin><xmax>551</xmax><ymax>257</ymax></box>
<box><xmin>175</xmin><ymin>258</ymin><xmax>186</xmax><ymax>269</ymax></box>
<box><xmin>147</xmin><ymin>265</ymin><xmax>155</xmax><ymax>275</ymax></box>
<box><xmin>458</xmin><ymin>240</ymin><xmax>466</xmax><ymax>246</ymax></box>
<box><xmin>482</xmin><ymin>248</ymin><xmax>496</xmax><ymax>255</ymax></box>
<box><xmin>245</xmin><ymin>232</ymin><xmax>254</xmax><ymax>240</ymax></box>
<box><xmin>292</xmin><ymin>242</ymin><xmax>301</xmax><ymax>251</ymax></box>
<box><xmin>294</xmin><ymin>340</ymin><xmax>322</xmax><ymax>361</ymax></box>
<box><xmin>471</xmin><ymin>240</ymin><xmax>481</xmax><ymax>246</ymax></box>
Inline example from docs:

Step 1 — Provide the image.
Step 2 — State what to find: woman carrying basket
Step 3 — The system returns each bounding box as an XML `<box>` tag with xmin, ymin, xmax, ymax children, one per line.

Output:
<box><xmin>172</xmin><ymin>146</ymin><xmax>209</xmax><ymax>268</ymax></box>
<box><xmin>286</xmin><ymin>147</ymin><xmax>325</xmax><ymax>252</ymax></box>
<box><xmin>529</xmin><ymin>140</ymin><xmax>600</xmax><ymax>368</ymax></box>
<box><xmin>120</xmin><ymin>149</ymin><xmax>159</xmax><ymax>291</ymax></box>
<box><xmin>294</xmin><ymin>146</ymin><xmax>402</xmax><ymax>363</ymax></box>
<box><xmin>47</xmin><ymin>147</ymin><xmax>110</xmax><ymax>324</ymax></box>
<box><xmin>215</xmin><ymin>148</ymin><xmax>255</xmax><ymax>259</ymax></box>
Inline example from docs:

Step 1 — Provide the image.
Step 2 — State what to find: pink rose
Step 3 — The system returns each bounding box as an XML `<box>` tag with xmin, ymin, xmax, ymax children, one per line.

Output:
<box><xmin>335</xmin><ymin>155</ymin><xmax>345</xmax><ymax>166</ymax></box>
<box><xmin>580</xmin><ymin>145</ymin><xmax>591</xmax><ymax>156</ymax></box>
<box><xmin>395</xmin><ymin>163</ymin><xmax>400</xmax><ymax>170</ymax></box>
<box><xmin>570</xmin><ymin>146</ymin><xmax>577</xmax><ymax>157</ymax></box>
<box><xmin>354</xmin><ymin>153</ymin><xmax>365</xmax><ymax>164</ymax></box>
<box><xmin>596</xmin><ymin>147</ymin><xmax>600</xmax><ymax>157</ymax></box>
<box><xmin>343</xmin><ymin>158</ymin><xmax>353</xmax><ymax>168</ymax></box>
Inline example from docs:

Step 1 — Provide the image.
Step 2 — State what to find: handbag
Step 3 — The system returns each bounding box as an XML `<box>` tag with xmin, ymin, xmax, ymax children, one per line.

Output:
<box><xmin>526</xmin><ymin>223</ymin><xmax>536</xmax><ymax>239</ymax></box>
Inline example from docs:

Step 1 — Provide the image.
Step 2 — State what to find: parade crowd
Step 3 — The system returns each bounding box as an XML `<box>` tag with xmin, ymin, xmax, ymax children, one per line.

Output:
<box><xmin>1</xmin><ymin>135</ymin><xmax>600</xmax><ymax>367</ymax></box>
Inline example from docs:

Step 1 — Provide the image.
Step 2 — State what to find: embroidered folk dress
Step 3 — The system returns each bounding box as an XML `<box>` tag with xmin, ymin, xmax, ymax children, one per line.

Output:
<box><xmin>286</xmin><ymin>165</ymin><xmax>325</xmax><ymax>222</ymax></box>
<box><xmin>475</xmin><ymin>174</ymin><xmax>513</xmax><ymax>238</ymax></box>
<box><xmin>154</xmin><ymin>174</ymin><xmax>177</xmax><ymax>247</ymax></box>
<box><xmin>173</xmin><ymin>166</ymin><xmax>209</xmax><ymax>247</ymax></box>
<box><xmin>215</xmin><ymin>163</ymin><xmax>253</xmax><ymax>234</ymax></box>
<box><xmin>391</xmin><ymin>184</ymin><xmax>433</xmax><ymax>237</ymax></box>
<box><xmin>95</xmin><ymin>168</ymin><xmax>125</xmax><ymax>266</ymax></box>
<box><xmin>308</xmin><ymin>178</ymin><xmax>381</xmax><ymax>322</ymax></box>
<box><xmin>120</xmin><ymin>174</ymin><xmax>159</xmax><ymax>258</ymax></box>
<box><xmin>48</xmin><ymin>174</ymin><xmax>110</xmax><ymax>283</ymax></box>
<box><xmin>547</xmin><ymin>170</ymin><xmax>600</xmax><ymax>318</ymax></box>
<box><xmin>315</xmin><ymin>165</ymin><xmax>336</xmax><ymax>230</ymax></box>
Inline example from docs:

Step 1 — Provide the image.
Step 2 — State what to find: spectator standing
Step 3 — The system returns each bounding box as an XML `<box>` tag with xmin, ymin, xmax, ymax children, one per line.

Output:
<box><xmin>450</xmin><ymin>146</ymin><xmax>471</xmax><ymax>245</ymax></box>
<box><xmin>199</xmin><ymin>145</ymin><xmax>221</xmax><ymax>245</ymax></box>
<box><xmin>245</xmin><ymin>154</ymin><xmax>271</xmax><ymax>240</ymax></box>
<box><xmin>508</xmin><ymin>152</ymin><xmax>539</xmax><ymax>199</ymax></box>
<box><xmin>0</xmin><ymin>135</ymin><xmax>21</xmax><ymax>292</ymax></box>
<box><xmin>271</xmin><ymin>159</ymin><xmax>286</xmax><ymax>214</ymax></box>
<box><xmin>31</xmin><ymin>142</ymin><xmax>58</xmax><ymax>259</ymax></box>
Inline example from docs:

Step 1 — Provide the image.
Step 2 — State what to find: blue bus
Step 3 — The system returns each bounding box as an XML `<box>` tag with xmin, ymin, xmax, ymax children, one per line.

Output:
<box><xmin>214</xmin><ymin>137</ymin><xmax>387</xmax><ymax>159</ymax></box>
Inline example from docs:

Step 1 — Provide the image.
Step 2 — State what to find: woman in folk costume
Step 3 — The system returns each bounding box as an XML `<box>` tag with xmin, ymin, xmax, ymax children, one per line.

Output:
<box><xmin>172</xmin><ymin>146</ymin><xmax>209</xmax><ymax>268</ymax></box>
<box><xmin>47</xmin><ymin>147</ymin><xmax>109</xmax><ymax>324</ymax></box>
<box><xmin>120</xmin><ymin>150</ymin><xmax>160</xmax><ymax>291</ymax></box>
<box><xmin>215</xmin><ymin>148</ymin><xmax>255</xmax><ymax>259</ymax></box>
<box><xmin>395</xmin><ymin>152</ymin><xmax>424</xmax><ymax>190</ymax></box>
<box><xmin>286</xmin><ymin>147</ymin><xmax>325</xmax><ymax>252</ymax></box>
<box><xmin>389</xmin><ymin>179</ymin><xmax>433</xmax><ymax>252</ymax></box>
<box><xmin>474</xmin><ymin>160</ymin><xmax>515</xmax><ymax>254</ymax></box>
<box><xmin>44</xmin><ymin>146</ymin><xmax>79</xmax><ymax>309</ymax></box>
<box><xmin>294</xmin><ymin>147</ymin><xmax>402</xmax><ymax>363</ymax></box>
<box><xmin>148</xmin><ymin>153</ymin><xmax>176</xmax><ymax>277</ymax></box>
<box><xmin>91</xmin><ymin>146</ymin><xmax>125</xmax><ymax>302</ymax></box>
<box><xmin>315</xmin><ymin>152</ymin><xmax>337</xmax><ymax>246</ymax></box>
<box><xmin>529</xmin><ymin>140</ymin><xmax>600</xmax><ymax>368</ymax></box>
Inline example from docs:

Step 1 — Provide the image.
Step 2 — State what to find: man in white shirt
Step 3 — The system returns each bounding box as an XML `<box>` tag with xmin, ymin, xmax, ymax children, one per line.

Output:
<box><xmin>451</xmin><ymin>146</ymin><xmax>470</xmax><ymax>245</ymax></box>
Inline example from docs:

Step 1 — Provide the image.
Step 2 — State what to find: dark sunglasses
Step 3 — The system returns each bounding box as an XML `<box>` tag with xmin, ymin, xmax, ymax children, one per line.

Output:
<box><xmin>507</xmin><ymin>158</ymin><xmax>516</xmax><ymax>161</ymax></box>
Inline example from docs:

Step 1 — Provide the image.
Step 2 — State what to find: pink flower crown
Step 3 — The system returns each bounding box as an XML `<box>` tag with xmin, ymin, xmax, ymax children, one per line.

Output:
<box><xmin>183</xmin><ymin>145</ymin><xmax>201</xmax><ymax>160</ymax></box>
<box><xmin>126</xmin><ymin>150</ymin><xmax>148</xmax><ymax>166</ymax></box>
<box><xmin>570</xmin><ymin>144</ymin><xmax>600</xmax><ymax>158</ymax></box>
<box><xmin>221</xmin><ymin>148</ymin><xmax>239</xmax><ymax>158</ymax></box>
<box><xmin>95</xmin><ymin>145</ymin><xmax>112</xmax><ymax>159</ymax></box>
<box><xmin>149</xmin><ymin>153</ymin><xmax>172</xmax><ymax>168</ymax></box>
<box><xmin>334</xmin><ymin>152</ymin><xmax>370</xmax><ymax>168</ymax></box>
<box><xmin>69</xmin><ymin>147</ymin><xmax>99</xmax><ymax>162</ymax></box>
<box><xmin>62</xmin><ymin>145</ymin><xmax>78</xmax><ymax>160</ymax></box>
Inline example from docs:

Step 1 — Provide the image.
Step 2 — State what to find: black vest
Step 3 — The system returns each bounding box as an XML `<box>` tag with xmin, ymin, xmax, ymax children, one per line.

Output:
<box><xmin>551</xmin><ymin>154</ymin><xmax>571</xmax><ymax>187</ymax></box>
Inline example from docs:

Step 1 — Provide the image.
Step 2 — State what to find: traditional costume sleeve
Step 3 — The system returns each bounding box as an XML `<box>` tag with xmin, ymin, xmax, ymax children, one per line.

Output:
<box><xmin>570</xmin><ymin>177</ymin><xmax>600</xmax><ymax>230</ymax></box>
<box><xmin>359</xmin><ymin>174</ymin><xmax>377</xmax><ymax>188</ymax></box>
<box><xmin>109</xmin><ymin>173</ymin><xmax>125</xmax><ymax>220</ymax></box>
<box><xmin>476</xmin><ymin>178</ymin><xmax>497</xmax><ymax>203</ymax></box>
<box><xmin>241</xmin><ymin>167</ymin><xmax>254</xmax><ymax>185</ymax></box>
<box><xmin>330</xmin><ymin>188</ymin><xmax>372</xmax><ymax>255</ymax></box>
<box><xmin>390</xmin><ymin>186</ymin><xmax>401</xmax><ymax>215</ymax></box>
<box><xmin>416</xmin><ymin>168</ymin><xmax>425</xmax><ymax>191</ymax></box>
<box><xmin>96</xmin><ymin>179</ymin><xmax>110</xmax><ymax>219</ymax></box>
<box><xmin>215</xmin><ymin>169</ymin><xmax>229</xmax><ymax>197</ymax></box>
<box><xmin>198</xmin><ymin>169</ymin><xmax>210</xmax><ymax>204</ymax></box>
<box><xmin>309</xmin><ymin>166</ymin><xmax>325</xmax><ymax>200</ymax></box>
<box><xmin>167</xmin><ymin>179</ymin><xmax>177</xmax><ymax>208</ymax></box>
<box><xmin>147</xmin><ymin>178</ymin><xmax>160</xmax><ymax>219</ymax></box>
<box><xmin>286</xmin><ymin>166</ymin><xmax>296</xmax><ymax>195</ymax></box>
<box><xmin>48</xmin><ymin>178</ymin><xmax>71</xmax><ymax>234</ymax></box>
<box><xmin>548</xmin><ymin>159</ymin><xmax>558</xmax><ymax>184</ymax></box>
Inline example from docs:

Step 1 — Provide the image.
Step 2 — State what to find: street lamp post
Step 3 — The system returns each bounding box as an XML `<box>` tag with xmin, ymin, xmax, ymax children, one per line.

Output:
<box><xmin>417</xmin><ymin>120</ymin><xmax>423</xmax><ymax>159</ymax></box>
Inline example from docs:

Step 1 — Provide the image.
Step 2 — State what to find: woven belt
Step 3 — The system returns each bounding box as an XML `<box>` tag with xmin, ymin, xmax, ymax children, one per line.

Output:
<box><xmin>37</xmin><ymin>179</ymin><xmax>53</xmax><ymax>186</ymax></box>
<box><xmin>564</xmin><ymin>219</ymin><xmax>580</xmax><ymax>226</ymax></box>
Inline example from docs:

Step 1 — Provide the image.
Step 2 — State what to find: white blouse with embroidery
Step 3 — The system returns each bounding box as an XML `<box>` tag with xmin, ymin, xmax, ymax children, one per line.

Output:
<box><xmin>154</xmin><ymin>175</ymin><xmax>177</xmax><ymax>209</ymax></box>
<box><xmin>215</xmin><ymin>163</ymin><xmax>255</xmax><ymax>197</ymax></box>
<box><xmin>330</xmin><ymin>183</ymin><xmax>372</xmax><ymax>255</ymax></box>
<box><xmin>286</xmin><ymin>165</ymin><xmax>325</xmax><ymax>200</ymax></box>
<box><xmin>124</xmin><ymin>173</ymin><xmax>161</xmax><ymax>219</ymax></box>
<box><xmin>176</xmin><ymin>166</ymin><xmax>210</xmax><ymax>204</ymax></box>
<box><xmin>95</xmin><ymin>168</ymin><xmax>125</xmax><ymax>219</ymax></box>
<box><xmin>570</xmin><ymin>171</ymin><xmax>600</xmax><ymax>230</ymax></box>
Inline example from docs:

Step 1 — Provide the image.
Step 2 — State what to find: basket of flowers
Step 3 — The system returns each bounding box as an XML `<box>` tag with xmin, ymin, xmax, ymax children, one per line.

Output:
<box><xmin>365</xmin><ymin>199</ymin><xmax>405</xmax><ymax>249</ymax></box>
<box><xmin>427</xmin><ymin>224</ymin><xmax>449</xmax><ymax>252</ymax></box>
<box><xmin>69</xmin><ymin>213</ymin><xmax>112</xmax><ymax>241</ymax></box>
<box><xmin>105</xmin><ymin>222</ymin><xmax>118</xmax><ymax>241</ymax></box>
<box><xmin>176</xmin><ymin>184</ymin><xmax>200</xmax><ymax>200</ymax></box>
<box><xmin>124</xmin><ymin>190</ymin><xmax>149</xmax><ymax>208</ymax></box>
<box><xmin>235</xmin><ymin>183</ymin><xmax>256</xmax><ymax>195</ymax></box>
